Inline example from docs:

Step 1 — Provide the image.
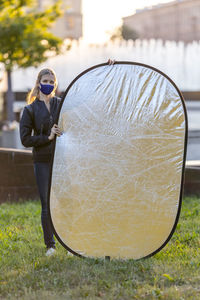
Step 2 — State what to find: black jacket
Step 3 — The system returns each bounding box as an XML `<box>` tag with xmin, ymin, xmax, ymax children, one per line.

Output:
<box><xmin>20</xmin><ymin>97</ymin><xmax>61</xmax><ymax>162</ymax></box>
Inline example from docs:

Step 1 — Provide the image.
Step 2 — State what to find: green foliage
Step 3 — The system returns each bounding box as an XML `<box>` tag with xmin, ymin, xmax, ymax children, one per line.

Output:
<box><xmin>110</xmin><ymin>24</ymin><xmax>139</xmax><ymax>41</ymax></box>
<box><xmin>122</xmin><ymin>25</ymin><xmax>139</xmax><ymax>41</ymax></box>
<box><xmin>0</xmin><ymin>197</ymin><xmax>200</xmax><ymax>299</ymax></box>
<box><xmin>0</xmin><ymin>0</ymin><xmax>63</xmax><ymax>71</ymax></box>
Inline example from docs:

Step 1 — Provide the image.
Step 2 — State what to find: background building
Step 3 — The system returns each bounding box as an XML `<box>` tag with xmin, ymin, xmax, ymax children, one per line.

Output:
<box><xmin>38</xmin><ymin>0</ymin><xmax>82</xmax><ymax>39</ymax></box>
<box><xmin>123</xmin><ymin>0</ymin><xmax>200</xmax><ymax>43</ymax></box>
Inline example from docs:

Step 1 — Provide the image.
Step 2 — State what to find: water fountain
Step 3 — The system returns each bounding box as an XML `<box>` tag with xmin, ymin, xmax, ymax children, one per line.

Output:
<box><xmin>12</xmin><ymin>39</ymin><xmax>200</xmax><ymax>92</ymax></box>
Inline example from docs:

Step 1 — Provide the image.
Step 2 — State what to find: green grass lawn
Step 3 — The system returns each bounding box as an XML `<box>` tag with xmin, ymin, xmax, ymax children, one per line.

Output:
<box><xmin>0</xmin><ymin>197</ymin><xmax>200</xmax><ymax>300</ymax></box>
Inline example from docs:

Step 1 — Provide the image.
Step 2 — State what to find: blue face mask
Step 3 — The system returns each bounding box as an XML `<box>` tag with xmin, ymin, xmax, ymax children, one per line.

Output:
<box><xmin>39</xmin><ymin>83</ymin><xmax>54</xmax><ymax>95</ymax></box>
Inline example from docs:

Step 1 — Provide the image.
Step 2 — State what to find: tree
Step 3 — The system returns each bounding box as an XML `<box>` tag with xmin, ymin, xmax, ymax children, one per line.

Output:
<box><xmin>110</xmin><ymin>24</ymin><xmax>139</xmax><ymax>42</ymax></box>
<box><xmin>122</xmin><ymin>25</ymin><xmax>139</xmax><ymax>41</ymax></box>
<box><xmin>0</xmin><ymin>0</ymin><xmax>63</xmax><ymax>122</ymax></box>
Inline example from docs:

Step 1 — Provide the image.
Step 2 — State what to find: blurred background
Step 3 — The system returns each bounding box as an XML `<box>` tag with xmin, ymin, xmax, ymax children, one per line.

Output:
<box><xmin>0</xmin><ymin>0</ymin><xmax>199</xmax><ymax>160</ymax></box>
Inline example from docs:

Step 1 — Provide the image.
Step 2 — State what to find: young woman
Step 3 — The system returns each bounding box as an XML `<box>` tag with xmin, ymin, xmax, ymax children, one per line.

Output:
<box><xmin>20</xmin><ymin>68</ymin><xmax>62</xmax><ymax>256</ymax></box>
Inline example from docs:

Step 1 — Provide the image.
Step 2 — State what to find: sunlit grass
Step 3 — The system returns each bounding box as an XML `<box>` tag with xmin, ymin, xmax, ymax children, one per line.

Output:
<box><xmin>0</xmin><ymin>197</ymin><xmax>200</xmax><ymax>299</ymax></box>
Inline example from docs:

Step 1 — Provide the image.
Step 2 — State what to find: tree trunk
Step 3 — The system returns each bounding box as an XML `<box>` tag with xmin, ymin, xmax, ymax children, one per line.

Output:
<box><xmin>6</xmin><ymin>69</ymin><xmax>15</xmax><ymax>122</ymax></box>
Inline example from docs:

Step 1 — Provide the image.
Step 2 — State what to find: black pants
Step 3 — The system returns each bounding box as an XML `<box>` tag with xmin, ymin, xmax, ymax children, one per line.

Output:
<box><xmin>34</xmin><ymin>162</ymin><xmax>55</xmax><ymax>249</ymax></box>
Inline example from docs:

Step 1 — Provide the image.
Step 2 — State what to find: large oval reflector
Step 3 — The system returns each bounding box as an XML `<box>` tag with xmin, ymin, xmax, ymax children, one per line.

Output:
<box><xmin>49</xmin><ymin>62</ymin><xmax>187</xmax><ymax>259</ymax></box>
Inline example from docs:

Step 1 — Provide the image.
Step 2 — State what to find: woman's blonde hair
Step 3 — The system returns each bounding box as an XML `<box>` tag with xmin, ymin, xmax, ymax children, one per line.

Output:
<box><xmin>27</xmin><ymin>68</ymin><xmax>58</xmax><ymax>104</ymax></box>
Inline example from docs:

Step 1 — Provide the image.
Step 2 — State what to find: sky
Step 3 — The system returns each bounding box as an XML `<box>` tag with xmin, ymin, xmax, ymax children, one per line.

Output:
<box><xmin>82</xmin><ymin>0</ymin><xmax>174</xmax><ymax>43</ymax></box>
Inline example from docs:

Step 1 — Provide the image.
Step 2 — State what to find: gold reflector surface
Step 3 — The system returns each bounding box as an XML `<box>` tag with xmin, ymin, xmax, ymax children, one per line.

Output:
<box><xmin>50</xmin><ymin>63</ymin><xmax>186</xmax><ymax>259</ymax></box>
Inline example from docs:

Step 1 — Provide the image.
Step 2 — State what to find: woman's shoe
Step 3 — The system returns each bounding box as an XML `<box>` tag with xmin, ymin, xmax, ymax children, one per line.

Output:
<box><xmin>46</xmin><ymin>247</ymin><xmax>56</xmax><ymax>256</ymax></box>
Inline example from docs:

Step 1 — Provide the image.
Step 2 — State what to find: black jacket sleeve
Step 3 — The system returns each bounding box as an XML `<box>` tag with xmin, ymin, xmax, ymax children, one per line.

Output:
<box><xmin>20</xmin><ymin>107</ymin><xmax>51</xmax><ymax>148</ymax></box>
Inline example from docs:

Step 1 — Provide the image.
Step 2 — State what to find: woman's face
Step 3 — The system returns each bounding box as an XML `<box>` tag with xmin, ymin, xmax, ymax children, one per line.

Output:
<box><xmin>40</xmin><ymin>74</ymin><xmax>56</xmax><ymax>87</ymax></box>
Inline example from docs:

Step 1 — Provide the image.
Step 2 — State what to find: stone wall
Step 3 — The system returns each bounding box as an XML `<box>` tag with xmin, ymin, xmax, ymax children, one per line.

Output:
<box><xmin>0</xmin><ymin>147</ymin><xmax>39</xmax><ymax>203</ymax></box>
<box><xmin>184</xmin><ymin>162</ymin><xmax>200</xmax><ymax>197</ymax></box>
<box><xmin>182</xmin><ymin>91</ymin><xmax>200</xmax><ymax>101</ymax></box>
